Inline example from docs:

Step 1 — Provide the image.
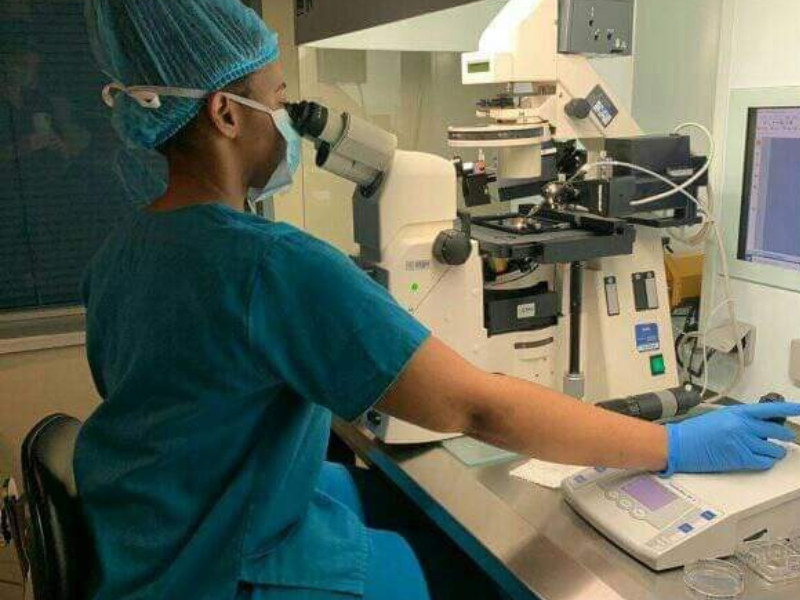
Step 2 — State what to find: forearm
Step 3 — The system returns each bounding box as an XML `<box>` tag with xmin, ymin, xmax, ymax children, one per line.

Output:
<box><xmin>383</xmin><ymin>337</ymin><xmax>799</xmax><ymax>476</ymax></box>
<box><xmin>380</xmin><ymin>337</ymin><xmax>668</xmax><ymax>471</ymax></box>
<box><xmin>465</xmin><ymin>374</ymin><xmax>668</xmax><ymax>471</ymax></box>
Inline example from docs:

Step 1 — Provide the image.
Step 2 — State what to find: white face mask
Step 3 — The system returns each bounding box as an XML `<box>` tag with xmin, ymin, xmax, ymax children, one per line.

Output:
<box><xmin>245</xmin><ymin>106</ymin><xmax>302</xmax><ymax>206</ymax></box>
<box><xmin>102</xmin><ymin>83</ymin><xmax>302</xmax><ymax>212</ymax></box>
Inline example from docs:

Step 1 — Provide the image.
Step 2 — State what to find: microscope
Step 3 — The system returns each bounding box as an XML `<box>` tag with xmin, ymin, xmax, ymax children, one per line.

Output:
<box><xmin>286</xmin><ymin>0</ymin><xmax>708</xmax><ymax>444</ymax></box>
<box><xmin>288</xmin><ymin>100</ymin><xmax>491</xmax><ymax>443</ymax></box>
<box><xmin>285</xmin><ymin>4</ymin><xmax>800</xmax><ymax>574</ymax></box>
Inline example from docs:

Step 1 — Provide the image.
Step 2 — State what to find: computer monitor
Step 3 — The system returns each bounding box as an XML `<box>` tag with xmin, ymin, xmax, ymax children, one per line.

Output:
<box><xmin>738</xmin><ymin>107</ymin><xmax>800</xmax><ymax>271</ymax></box>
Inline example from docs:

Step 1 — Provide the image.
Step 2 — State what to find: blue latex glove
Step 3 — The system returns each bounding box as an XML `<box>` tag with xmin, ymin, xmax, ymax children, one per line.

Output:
<box><xmin>664</xmin><ymin>403</ymin><xmax>800</xmax><ymax>476</ymax></box>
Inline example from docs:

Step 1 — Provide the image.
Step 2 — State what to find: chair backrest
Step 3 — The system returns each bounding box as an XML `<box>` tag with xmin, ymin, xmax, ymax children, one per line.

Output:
<box><xmin>22</xmin><ymin>414</ymin><xmax>92</xmax><ymax>600</ymax></box>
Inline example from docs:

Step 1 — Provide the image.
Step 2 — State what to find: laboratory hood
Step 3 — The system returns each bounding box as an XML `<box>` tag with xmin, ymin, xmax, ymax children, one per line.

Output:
<box><xmin>295</xmin><ymin>0</ymin><xmax>507</xmax><ymax>52</ymax></box>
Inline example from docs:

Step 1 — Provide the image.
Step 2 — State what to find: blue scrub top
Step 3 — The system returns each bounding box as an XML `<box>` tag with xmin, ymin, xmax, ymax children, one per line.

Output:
<box><xmin>75</xmin><ymin>204</ymin><xmax>430</xmax><ymax>600</ymax></box>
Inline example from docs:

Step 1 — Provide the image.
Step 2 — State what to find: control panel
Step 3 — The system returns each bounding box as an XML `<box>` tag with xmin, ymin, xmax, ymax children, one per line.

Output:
<box><xmin>558</xmin><ymin>0</ymin><xmax>635</xmax><ymax>56</ymax></box>
<box><xmin>583</xmin><ymin>228</ymin><xmax>679</xmax><ymax>400</ymax></box>
<box><xmin>564</xmin><ymin>468</ymin><xmax>725</xmax><ymax>570</ymax></box>
<box><xmin>564</xmin><ymin>445</ymin><xmax>800</xmax><ymax>571</ymax></box>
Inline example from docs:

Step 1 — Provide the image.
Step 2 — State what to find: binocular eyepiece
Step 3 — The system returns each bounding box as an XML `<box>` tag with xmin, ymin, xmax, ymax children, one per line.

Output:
<box><xmin>285</xmin><ymin>100</ymin><xmax>399</xmax><ymax>193</ymax></box>
<box><xmin>286</xmin><ymin>101</ymin><xmax>329</xmax><ymax>140</ymax></box>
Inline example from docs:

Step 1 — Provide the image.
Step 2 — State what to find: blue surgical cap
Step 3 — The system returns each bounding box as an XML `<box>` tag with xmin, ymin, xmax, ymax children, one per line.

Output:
<box><xmin>86</xmin><ymin>0</ymin><xmax>280</xmax><ymax>149</ymax></box>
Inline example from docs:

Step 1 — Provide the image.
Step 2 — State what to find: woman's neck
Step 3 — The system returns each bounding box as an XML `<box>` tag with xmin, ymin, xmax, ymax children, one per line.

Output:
<box><xmin>149</xmin><ymin>151</ymin><xmax>248</xmax><ymax>213</ymax></box>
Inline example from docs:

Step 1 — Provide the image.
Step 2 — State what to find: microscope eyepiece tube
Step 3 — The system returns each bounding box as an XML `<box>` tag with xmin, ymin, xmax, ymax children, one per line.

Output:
<box><xmin>287</xmin><ymin>100</ymin><xmax>348</xmax><ymax>145</ymax></box>
<box><xmin>316</xmin><ymin>143</ymin><xmax>382</xmax><ymax>189</ymax></box>
<box><xmin>287</xmin><ymin>100</ymin><xmax>398</xmax><ymax>192</ymax></box>
<box><xmin>334</xmin><ymin>114</ymin><xmax>398</xmax><ymax>173</ymax></box>
<box><xmin>288</xmin><ymin>100</ymin><xmax>391</xmax><ymax>155</ymax></box>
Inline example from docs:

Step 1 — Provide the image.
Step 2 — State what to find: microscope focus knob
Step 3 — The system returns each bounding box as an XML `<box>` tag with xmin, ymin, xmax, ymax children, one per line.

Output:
<box><xmin>565</xmin><ymin>98</ymin><xmax>592</xmax><ymax>120</ymax></box>
<box><xmin>433</xmin><ymin>230</ymin><xmax>472</xmax><ymax>266</ymax></box>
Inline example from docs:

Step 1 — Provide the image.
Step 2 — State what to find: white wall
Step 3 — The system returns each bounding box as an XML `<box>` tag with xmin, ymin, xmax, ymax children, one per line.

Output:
<box><xmin>633</xmin><ymin>0</ymin><xmax>723</xmax><ymax>140</ymax></box>
<box><xmin>307</xmin><ymin>0</ymin><xmax>506</xmax><ymax>52</ymax></box>
<box><xmin>709</xmin><ymin>0</ymin><xmax>800</xmax><ymax>400</ymax></box>
<box><xmin>0</xmin><ymin>346</ymin><xmax>99</xmax><ymax>484</ymax></box>
<box><xmin>726</xmin><ymin>0</ymin><xmax>800</xmax><ymax>90</ymax></box>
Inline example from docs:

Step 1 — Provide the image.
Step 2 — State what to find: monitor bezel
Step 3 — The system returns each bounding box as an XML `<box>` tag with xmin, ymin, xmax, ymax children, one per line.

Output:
<box><xmin>720</xmin><ymin>87</ymin><xmax>800</xmax><ymax>293</ymax></box>
<box><xmin>737</xmin><ymin>106</ymin><xmax>800</xmax><ymax>268</ymax></box>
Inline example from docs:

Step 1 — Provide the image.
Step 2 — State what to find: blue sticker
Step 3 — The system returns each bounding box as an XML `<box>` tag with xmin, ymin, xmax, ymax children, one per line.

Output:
<box><xmin>635</xmin><ymin>323</ymin><xmax>660</xmax><ymax>353</ymax></box>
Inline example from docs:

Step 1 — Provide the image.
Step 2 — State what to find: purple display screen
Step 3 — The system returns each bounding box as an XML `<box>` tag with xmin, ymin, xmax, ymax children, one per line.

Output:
<box><xmin>621</xmin><ymin>477</ymin><xmax>677</xmax><ymax>511</ymax></box>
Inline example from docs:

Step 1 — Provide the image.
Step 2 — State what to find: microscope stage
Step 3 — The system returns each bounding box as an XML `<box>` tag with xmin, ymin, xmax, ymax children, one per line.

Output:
<box><xmin>470</xmin><ymin>210</ymin><xmax>636</xmax><ymax>263</ymax></box>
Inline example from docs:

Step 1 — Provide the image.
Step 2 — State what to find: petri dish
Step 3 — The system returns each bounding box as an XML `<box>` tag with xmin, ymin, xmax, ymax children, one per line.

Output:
<box><xmin>789</xmin><ymin>529</ymin><xmax>800</xmax><ymax>553</ymax></box>
<box><xmin>684</xmin><ymin>560</ymin><xmax>745</xmax><ymax>599</ymax></box>
<box><xmin>737</xmin><ymin>538</ymin><xmax>800</xmax><ymax>584</ymax></box>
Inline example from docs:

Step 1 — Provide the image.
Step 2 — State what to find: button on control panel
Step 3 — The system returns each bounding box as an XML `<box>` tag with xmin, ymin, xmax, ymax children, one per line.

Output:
<box><xmin>604</xmin><ymin>276</ymin><xmax>620</xmax><ymax>316</ymax></box>
<box><xmin>633</xmin><ymin>271</ymin><xmax>659</xmax><ymax>312</ymax></box>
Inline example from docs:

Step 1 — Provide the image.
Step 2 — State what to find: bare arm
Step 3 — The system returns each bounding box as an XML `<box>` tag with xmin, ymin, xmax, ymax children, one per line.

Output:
<box><xmin>378</xmin><ymin>337</ymin><xmax>668</xmax><ymax>472</ymax></box>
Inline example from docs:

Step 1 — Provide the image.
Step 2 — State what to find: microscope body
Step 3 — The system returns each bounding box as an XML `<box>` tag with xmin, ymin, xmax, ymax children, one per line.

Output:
<box><xmin>352</xmin><ymin>151</ymin><xmax>486</xmax><ymax>443</ymax></box>
<box><xmin>353</xmin><ymin>151</ymin><xmax>565</xmax><ymax>443</ymax></box>
<box><xmin>290</xmin><ymin>102</ymin><xmax>512</xmax><ymax>443</ymax></box>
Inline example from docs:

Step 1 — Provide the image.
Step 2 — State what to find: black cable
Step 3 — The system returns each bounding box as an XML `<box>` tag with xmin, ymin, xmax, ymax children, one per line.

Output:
<box><xmin>675</xmin><ymin>301</ymin><xmax>702</xmax><ymax>384</ymax></box>
<box><xmin>675</xmin><ymin>332</ymin><xmax>687</xmax><ymax>370</ymax></box>
<box><xmin>687</xmin><ymin>339</ymin><xmax>716</xmax><ymax>379</ymax></box>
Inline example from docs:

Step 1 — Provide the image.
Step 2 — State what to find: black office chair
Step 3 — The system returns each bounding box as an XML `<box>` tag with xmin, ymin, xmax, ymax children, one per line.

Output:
<box><xmin>20</xmin><ymin>414</ymin><xmax>93</xmax><ymax>600</ymax></box>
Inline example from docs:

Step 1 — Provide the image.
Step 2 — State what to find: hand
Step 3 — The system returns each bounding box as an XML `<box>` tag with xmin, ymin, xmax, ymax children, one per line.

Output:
<box><xmin>664</xmin><ymin>403</ymin><xmax>800</xmax><ymax>475</ymax></box>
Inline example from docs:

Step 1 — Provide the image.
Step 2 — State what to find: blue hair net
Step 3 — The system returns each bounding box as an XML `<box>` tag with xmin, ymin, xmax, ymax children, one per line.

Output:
<box><xmin>86</xmin><ymin>0</ymin><xmax>280</xmax><ymax>149</ymax></box>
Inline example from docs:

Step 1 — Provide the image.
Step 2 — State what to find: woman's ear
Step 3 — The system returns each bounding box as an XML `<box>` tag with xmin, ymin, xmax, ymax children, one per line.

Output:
<box><xmin>206</xmin><ymin>92</ymin><xmax>241</xmax><ymax>140</ymax></box>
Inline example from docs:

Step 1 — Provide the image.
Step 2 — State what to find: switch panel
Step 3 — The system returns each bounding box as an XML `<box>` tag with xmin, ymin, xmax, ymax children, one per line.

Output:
<box><xmin>558</xmin><ymin>0</ymin><xmax>635</xmax><ymax>56</ymax></box>
<box><xmin>632</xmin><ymin>271</ymin><xmax>659</xmax><ymax>312</ymax></box>
<box><xmin>604</xmin><ymin>276</ymin><xmax>620</xmax><ymax>316</ymax></box>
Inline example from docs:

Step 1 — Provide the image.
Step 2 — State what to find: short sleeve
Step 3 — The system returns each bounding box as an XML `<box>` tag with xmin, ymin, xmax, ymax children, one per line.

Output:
<box><xmin>249</xmin><ymin>231</ymin><xmax>431</xmax><ymax>420</ymax></box>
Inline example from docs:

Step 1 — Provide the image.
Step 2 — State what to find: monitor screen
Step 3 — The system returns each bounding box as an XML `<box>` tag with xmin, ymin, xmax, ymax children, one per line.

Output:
<box><xmin>739</xmin><ymin>107</ymin><xmax>800</xmax><ymax>270</ymax></box>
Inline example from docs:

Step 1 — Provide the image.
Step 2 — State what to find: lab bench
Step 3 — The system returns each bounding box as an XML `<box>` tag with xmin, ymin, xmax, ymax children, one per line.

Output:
<box><xmin>332</xmin><ymin>419</ymin><xmax>800</xmax><ymax>600</ymax></box>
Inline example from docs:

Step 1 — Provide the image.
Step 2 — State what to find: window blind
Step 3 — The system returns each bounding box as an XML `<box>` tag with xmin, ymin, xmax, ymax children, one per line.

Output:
<box><xmin>0</xmin><ymin>0</ymin><xmax>146</xmax><ymax>311</ymax></box>
<box><xmin>0</xmin><ymin>0</ymin><xmax>262</xmax><ymax>312</ymax></box>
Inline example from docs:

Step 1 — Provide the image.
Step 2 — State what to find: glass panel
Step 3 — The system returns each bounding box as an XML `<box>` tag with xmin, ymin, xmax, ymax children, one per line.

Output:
<box><xmin>0</xmin><ymin>0</ymin><xmax>165</xmax><ymax>312</ymax></box>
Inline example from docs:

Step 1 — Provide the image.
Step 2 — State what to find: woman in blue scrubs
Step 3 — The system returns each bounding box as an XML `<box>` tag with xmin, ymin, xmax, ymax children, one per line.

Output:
<box><xmin>77</xmin><ymin>2</ymin><xmax>800</xmax><ymax>600</ymax></box>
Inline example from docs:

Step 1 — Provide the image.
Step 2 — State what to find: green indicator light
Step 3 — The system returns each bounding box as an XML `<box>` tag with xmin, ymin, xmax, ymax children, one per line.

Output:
<box><xmin>411</xmin><ymin>283</ymin><xmax>420</xmax><ymax>293</ymax></box>
<box><xmin>650</xmin><ymin>354</ymin><xmax>666</xmax><ymax>376</ymax></box>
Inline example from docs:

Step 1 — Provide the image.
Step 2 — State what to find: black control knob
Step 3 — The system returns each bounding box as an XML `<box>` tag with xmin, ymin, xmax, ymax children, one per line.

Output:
<box><xmin>433</xmin><ymin>230</ymin><xmax>472</xmax><ymax>266</ymax></box>
<box><xmin>565</xmin><ymin>98</ymin><xmax>592</xmax><ymax>120</ymax></box>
